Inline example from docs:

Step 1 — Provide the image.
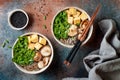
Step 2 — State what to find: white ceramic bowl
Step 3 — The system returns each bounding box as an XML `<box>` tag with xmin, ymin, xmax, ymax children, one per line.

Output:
<box><xmin>8</xmin><ymin>9</ymin><xmax>29</xmax><ymax>30</ymax></box>
<box><xmin>12</xmin><ymin>32</ymin><xmax>54</xmax><ymax>74</ymax></box>
<box><xmin>51</xmin><ymin>7</ymin><xmax>93</xmax><ymax>48</ymax></box>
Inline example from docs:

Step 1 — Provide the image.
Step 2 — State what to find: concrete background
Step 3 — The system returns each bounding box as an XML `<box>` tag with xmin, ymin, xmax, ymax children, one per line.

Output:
<box><xmin>0</xmin><ymin>0</ymin><xmax>120</xmax><ymax>80</ymax></box>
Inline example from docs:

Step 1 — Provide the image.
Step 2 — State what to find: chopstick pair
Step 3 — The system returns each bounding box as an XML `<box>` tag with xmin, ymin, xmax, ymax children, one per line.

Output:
<box><xmin>64</xmin><ymin>4</ymin><xmax>101</xmax><ymax>66</ymax></box>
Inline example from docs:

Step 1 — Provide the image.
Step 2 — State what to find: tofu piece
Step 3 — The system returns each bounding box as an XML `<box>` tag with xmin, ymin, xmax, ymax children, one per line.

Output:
<box><xmin>74</xmin><ymin>17</ymin><xmax>81</xmax><ymax>25</ymax></box>
<box><xmin>28</xmin><ymin>36</ymin><xmax>31</xmax><ymax>43</ymax></box>
<box><xmin>39</xmin><ymin>37</ymin><xmax>46</xmax><ymax>45</ymax></box>
<box><xmin>34</xmin><ymin>42</ymin><xmax>42</xmax><ymax>50</ymax></box>
<box><xmin>28</xmin><ymin>43</ymin><xmax>35</xmax><ymax>50</ymax></box>
<box><xmin>66</xmin><ymin>10</ymin><xmax>72</xmax><ymax>17</ymax></box>
<box><xmin>30</xmin><ymin>34</ymin><xmax>38</xmax><ymax>43</ymax></box>
<box><xmin>68</xmin><ymin>17</ymin><xmax>73</xmax><ymax>24</ymax></box>
<box><xmin>73</xmin><ymin>11</ymin><xmax>80</xmax><ymax>18</ymax></box>
<box><xmin>79</xmin><ymin>12</ymin><xmax>88</xmax><ymax>21</ymax></box>
<box><xmin>69</xmin><ymin>8</ymin><xmax>77</xmax><ymax>15</ymax></box>
<box><xmin>66</xmin><ymin>10</ymin><xmax>70</xmax><ymax>14</ymax></box>
<box><xmin>67</xmin><ymin>14</ymin><xmax>71</xmax><ymax>18</ymax></box>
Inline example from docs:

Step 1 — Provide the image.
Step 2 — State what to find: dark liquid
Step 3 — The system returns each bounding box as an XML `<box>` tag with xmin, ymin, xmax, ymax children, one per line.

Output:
<box><xmin>10</xmin><ymin>11</ymin><xmax>27</xmax><ymax>28</ymax></box>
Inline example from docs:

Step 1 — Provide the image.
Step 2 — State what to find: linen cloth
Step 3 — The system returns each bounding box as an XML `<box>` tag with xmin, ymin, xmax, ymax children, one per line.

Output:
<box><xmin>63</xmin><ymin>19</ymin><xmax>120</xmax><ymax>80</ymax></box>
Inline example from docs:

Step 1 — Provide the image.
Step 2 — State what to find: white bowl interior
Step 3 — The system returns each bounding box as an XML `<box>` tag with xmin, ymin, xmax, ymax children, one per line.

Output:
<box><xmin>8</xmin><ymin>9</ymin><xmax>29</xmax><ymax>30</ymax></box>
<box><xmin>51</xmin><ymin>7</ymin><xmax>93</xmax><ymax>48</ymax></box>
<box><xmin>12</xmin><ymin>32</ymin><xmax>54</xmax><ymax>74</ymax></box>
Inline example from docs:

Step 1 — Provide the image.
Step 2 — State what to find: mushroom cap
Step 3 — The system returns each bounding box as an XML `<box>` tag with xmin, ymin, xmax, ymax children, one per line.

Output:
<box><xmin>40</xmin><ymin>46</ymin><xmax>51</xmax><ymax>57</ymax></box>
<box><xmin>38</xmin><ymin>61</ymin><xmax>44</xmax><ymax>69</ymax></box>
<box><xmin>34</xmin><ymin>52</ymin><xmax>42</xmax><ymax>62</ymax></box>
<box><xmin>43</xmin><ymin>57</ymin><xmax>50</xmax><ymax>66</ymax></box>
<box><xmin>68</xmin><ymin>25</ymin><xmax>77</xmax><ymax>37</ymax></box>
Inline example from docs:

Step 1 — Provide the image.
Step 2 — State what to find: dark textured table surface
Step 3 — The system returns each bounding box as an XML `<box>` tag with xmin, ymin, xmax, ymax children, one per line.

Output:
<box><xmin>0</xmin><ymin>0</ymin><xmax>120</xmax><ymax>80</ymax></box>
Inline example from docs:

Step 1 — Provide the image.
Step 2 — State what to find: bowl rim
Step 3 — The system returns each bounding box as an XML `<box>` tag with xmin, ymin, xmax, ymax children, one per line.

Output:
<box><xmin>12</xmin><ymin>32</ymin><xmax>54</xmax><ymax>74</ymax></box>
<box><xmin>51</xmin><ymin>6</ymin><xmax>93</xmax><ymax>48</ymax></box>
<box><xmin>8</xmin><ymin>9</ymin><xmax>29</xmax><ymax>30</ymax></box>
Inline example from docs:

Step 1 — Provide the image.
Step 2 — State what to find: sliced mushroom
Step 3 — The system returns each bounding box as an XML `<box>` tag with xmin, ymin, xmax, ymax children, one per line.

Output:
<box><xmin>40</xmin><ymin>46</ymin><xmax>51</xmax><ymax>57</ymax></box>
<box><xmin>34</xmin><ymin>52</ymin><xmax>42</xmax><ymax>62</ymax></box>
<box><xmin>68</xmin><ymin>25</ymin><xmax>78</xmax><ymax>37</ymax></box>
<box><xmin>38</xmin><ymin>61</ymin><xmax>44</xmax><ymax>69</ymax></box>
<box><xmin>25</xmin><ymin>65</ymin><xmax>34</xmax><ymax>71</ymax></box>
<box><xmin>43</xmin><ymin>57</ymin><xmax>50</xmax><ymax>66</ymax></box>
<box><xmin>78</xmin><ymin>34</ymin><xmax>82</xmax><ymax>40</ymax></box>
<box><xmin>78</xmin><ymin>20</ymin><xmax>89</xmax><ymax>40</ymax></box>
<box><xmin>80</xmin><ymin>20</ymin><xmax>89</xmax><ymax>29</ymax></box>
<box><xmin>32</xmin><ymin>62</ymin><xmax>39</xmax><ymax>70</ymax></box>
<box><xmin>78</xmin><ymin>28</ymin><xmax>83</xmax><ymax>34</ymax></box>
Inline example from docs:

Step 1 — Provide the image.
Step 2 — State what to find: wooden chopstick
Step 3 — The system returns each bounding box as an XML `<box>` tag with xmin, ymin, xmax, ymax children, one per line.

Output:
<box><xmin>64</xmin><ymin>4</ymin><xmax>101</xmax><ymax>66</ymax></box>
<box><xmin>64</xmin><ymin>40</ymin><xmax>82</xmax><ymax>66</ymax></box>
<box><xmin>79</xmin><ymin>4</ymin><xmax>101</xmax><ymax>41</ymax></box>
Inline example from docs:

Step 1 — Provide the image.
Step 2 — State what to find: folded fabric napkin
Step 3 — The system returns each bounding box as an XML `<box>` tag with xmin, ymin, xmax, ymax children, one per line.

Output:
<box><xmin>63</xmin><ymin>19</ymin><xmax>120</xmax><ymax>80</ymax></box>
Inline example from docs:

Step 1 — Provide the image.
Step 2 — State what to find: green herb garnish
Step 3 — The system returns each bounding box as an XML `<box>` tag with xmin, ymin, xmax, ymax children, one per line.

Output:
<box><xmin>44</xmin><ymin>16</ymin><xmax>46</xmax><ymax>20</ymax></box>
<box><xmin>53</xmin><ymin>11</ymin><xmax>70</xmax><ymax>39</ymax></box>
<box><xmin>8</xmin><ymin>46</ymin><xmax>12</xmax><ymax>48</ymax></box>
<box><xmin>12</xmin><ymin>36</ymin><xmax>35</xmax><ymax>66</ymax></box>
<box><xmin>6</xmin><ymin>39</ymin><xmax>9</xmax><ymax>44</ymax></box>
<box><xmin>1</xmin><ymin>39</ymin><xmax>10</xmax><ymax>48</ymax></box>
<box><xmin>43</xmin><ymin>25</ymin><xmax>47</xmax><ymax>29</ymax></box>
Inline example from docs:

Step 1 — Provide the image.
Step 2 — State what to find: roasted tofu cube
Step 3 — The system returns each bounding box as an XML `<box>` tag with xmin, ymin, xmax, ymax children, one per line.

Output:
<box><xmin>66</xmin><ymin>10</ymin><xmax>70</xmax><ymax>14</ymax></box>
<box><xmin>68</xmin><ymin>14</ymin><xmax>71</xmax><ymax>18</ymax></box>
<box><xmin>39</xmin><ymin>37</ymin><xmax>46</xmax><ymax>45</ymax></box>
<box><xmin>66</xmin><ymin>10</ymin><xmax>72</xmax><ymax>17</ymax></box>
<box><xmin>30</xmin><ymin>34</ymin><xmax>38</xmax><ymax>43</ymax></box>
<box><xmin>79</xmin><ymin>12</ymin><xmax>88</xmax><ymax>21</ymax></box>
<box><xmin>34</xmin><ymin>42</ymin><xmax>42</xmax><ymax>50</ymax></box>
<box><xmin>28</xmin><ymin>36</ymin><xmax>31</xmax><ymax>43</ymax></box>
<box><xmin>68</xmin><ymin>17</ymin><xmax>73</xmax><ymax>24</ymax></box>
<box><xmin>69</xmin><ymin>8</ymin><xmax>77</xmax><ymax>15</ymax></box>
<box><xmin>73</xmin><ymin>11</ymin><xmax>81</xmax><ymax>18</ymax></box>
<box><xmin>74</xmin><ymin>17</ymin><xmax>81</xmax><ymax>25</ymax></box>
<box><xmin>28</xmin><ymin>43</ymin><xmax>35</xmax><ymax>50</ymax></box>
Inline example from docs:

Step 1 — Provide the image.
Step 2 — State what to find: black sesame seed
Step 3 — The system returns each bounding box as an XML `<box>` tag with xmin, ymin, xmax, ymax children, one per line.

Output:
<box><xmin>10</xmin><ymin>11</ymin><xmax>27</xmax><ymax>28</ymax></box>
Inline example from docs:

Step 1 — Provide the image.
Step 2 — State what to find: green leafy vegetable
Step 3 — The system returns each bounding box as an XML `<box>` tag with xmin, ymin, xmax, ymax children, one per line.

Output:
<box><xmin>12</xmin><ymin>36</ymin><xmax>35</xmax><ymax>66</ymax></box>
<box><xmin>53</xmin><ymin>11</ymin><xmax>70</xmax><ymax>39</ymax></box>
